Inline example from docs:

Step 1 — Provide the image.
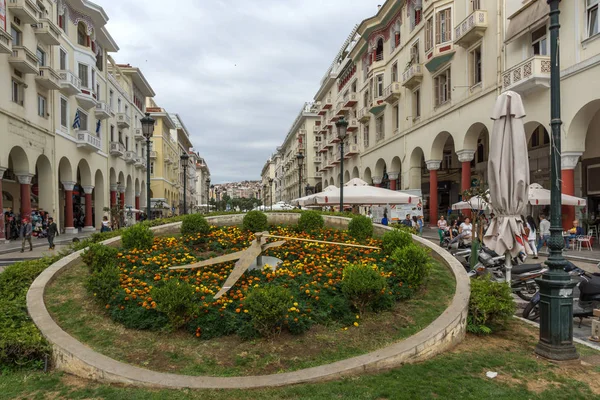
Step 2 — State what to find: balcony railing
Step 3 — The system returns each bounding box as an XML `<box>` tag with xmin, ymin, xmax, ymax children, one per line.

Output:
<box><xmin>59</xmin><ymin>70</ymin><xmax>81</xmax><ymax>95</ymax></box>
<box><xmin>402</xmin><ymin>64</ymin><xmax>423</xmax><ymax>89</ymax></box>
<box><xmin>125</xmin><ymin>151</ymin><xmax>136</xmax><ymax>164</ymax></box>
<box><xmin>343</xmin><ymin>92</ymin><xmax>358</xmax><ymax>107</ymax></box>
<box><xmin>134</xmin><ymin>128</ymin><xmax>144</xmax><ymax>141</ymax></box>
<box><xmin>76</xmin><ymin>131</ymin><xmax>101</xmax><ymax>152</ymax></box>
<box><xmin>358</xmin><ymin>107</ymin><xmax>371</xmax><ymax>123</ymax></box>
<box><xmin>33</xmin><ymin>18</ymin><xmax>61</xmax><ymax>45</ymax></box>
<box><xmin>383</xmin><ymin>82</ymin><xmax>402</xmax><ymax>103</ymax></box>
<box><xmin>8</xmin><ymin>46</ymin><xmax>39</xmax><ymax>75</ymax></box>
<box><xmin>76</xmin><ymin>87</ymin><xmax>97</xmax><ymax>109</ymax></box>
<box><xmin>347</xmin><ymin>119</ymin><xmax>359</xmax><ymax>132</ymax></box>
<box><xmin>0</xmin><ymin>28</ymin><xmax>12</xmax><ymax>54</ymax></box>
<box><xmin>455</xmin><ymin>10</ymin><xmax>488</xmax><ymax>48</ymax></box>
<box><xmin>95</xmin><ymin>102</ymin><xmax>112</xmax><ymax>120</ymax></box>
<box><xmin>502</xmin><ymin>56</ymin><xmax>551</xmax><ymax>94</ymax></box>
<box><xmin>117</xmin><ymin>113</ymin><xmax>131</xmax><ymax>128</ymax></box>
<box><xmin>345</xmin><ymin>144</ymin><xmax>360</xmax><ymax>157</ymax></box>
<box><xmin>7</xmin><ymin>0</ymin><xmax>40</xmax><ymax>24</ymax></box>
<box><xmin>109</xmin><ymin>142</ymin><xmax>125</xmax><ymax>157</ymax></box>
<box><xmin>35</xmin><ymin>66</ymin><xmax>61</xmax><ymax>90</ymax></box>
<box><xmin>149</xmin><ymin>150</ymin><xmax>157</xmax><ymax>160</ymax></box>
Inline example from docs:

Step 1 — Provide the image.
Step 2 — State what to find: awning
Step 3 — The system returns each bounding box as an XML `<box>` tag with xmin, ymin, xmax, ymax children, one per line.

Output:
<box><xmin>369</xmin><ymin>104</ymin><xmax>386</xmax><ymax>115</ymax></box>
<box><xmin>425</xmin><ymin>52</ymin><xmax>455</xmax><ymax>73</ymax></box>
<box><xmin>505</xmin><ymin>0</ymin><xmax>549</xmax><ymax>44</ymax></box>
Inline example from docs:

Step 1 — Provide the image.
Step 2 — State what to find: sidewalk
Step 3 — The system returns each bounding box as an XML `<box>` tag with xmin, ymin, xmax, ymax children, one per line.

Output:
<box><xmin>0</xmin><ymin>232</ymin><xmax>92</xmax><ymax>256</ymax></box>
<box><xmin>421</xmin><ymin>227</ymin><xmax>600</xmax><ymax>264</ymax></box>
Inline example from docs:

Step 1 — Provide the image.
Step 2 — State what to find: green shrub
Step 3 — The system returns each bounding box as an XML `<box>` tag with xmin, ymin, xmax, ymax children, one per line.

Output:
<box><xmin>389</xmin><ymin>244</ymin><xmax>432</xmax><ymax>289</ymax></box>
<box><xmin>81</xmin><ymin>243</ymin><xmax>118</xmax><ymax>273</ymax></box>
<box><xmin>297</xmin><ymin>211</ymin><xmax>325</xmax><ymax>233</ymax></box>
<box><xmin>348</xmin><ymin>215</ymin><xmax>374</xmax><ymax>241</ymax></box>
<box><xmin>382</xmin><ymin>229</ymin><xmax>413</xmax><ymax>255</ymax></box>
<box><xmin>121</xmin><ymin>223</ymin><xmax>154</xmax><ymax>250</ymax></box>
<box><xmin>86</xmin><ymin>264</ymin><xmax>120</xmax><ymax>305</ymax></box>
<box><xmin>341</xmin><ymin>263</ymin><xmax>387</xmax><ymax>314</ymax></box>
<box><xmin>243</xmin><ymin>210</ymin><xmax>268</xmax><ymax>232</ymax></box>
<box><xmin>391</xmin><ymin>223</ymin><xmax>417</xmax><ymax>235</ymax></box>
<box><xmin>468</xmin><ymin>277</ymin><xmax>515</xmax><ymax>335</ymax></box>
<box><xmin>0</xmin><ymin>259</ymin><xmax>52</xmax><ymax>301</ymax></box>
<box><xmin>181</xmin><ymin>214</ymin><xmax>211</xmax><ymax>236</ymax></box>
<box><xmin>151</xmin><ymin>279</ymin><xmax>196</xmax><ymax>330</ymax></box>
<box><xmin>245</xmin><ymin>286</ymin><xmax>291</xmax><ymax>337</ymax></box>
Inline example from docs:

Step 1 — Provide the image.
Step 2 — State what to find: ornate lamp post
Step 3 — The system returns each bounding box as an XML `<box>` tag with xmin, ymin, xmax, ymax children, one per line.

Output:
<box><xmin>262</xmin><ymin>184</ymin><xmax>267</xmax><ymax>210</ymax></box>
<box><xmin>180</xmin><ymin>152</ymin><xmax>190</xmax><ymax>215</ymax></box>
<box><xmin>205</xmin><ymin>178</ymin><xmax>211</xmax><ymax>214</ymax></box>
<box><xmin>140</xmin><ymin>112</ymin><xmax>155</xmax><ymax>220</ymax></box>
<box><xmin>296</xmin><ymin>152</ymin><xmax>304</xmax><ymax>199</ymax></box>
<box><xmin>268</xmin><ymin>178</ymin><xmax>273</xmax><ymax>211</ymax></box>
<box><xmin>336</xmin><ymin>116</ymin><xmax>349</xmax><ymax>212</ymax></box>
<box><xmin>535</xmin><ymin>0</ymin><xmax>578</xmax><ymax>361</ymax></box>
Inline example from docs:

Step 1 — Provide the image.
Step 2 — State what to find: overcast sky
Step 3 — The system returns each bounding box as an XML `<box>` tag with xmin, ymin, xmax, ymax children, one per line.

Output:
<box><xmin>102</xmin><ymin>1</ymin><xmax>379</xmax><ymax>183</ymax></box>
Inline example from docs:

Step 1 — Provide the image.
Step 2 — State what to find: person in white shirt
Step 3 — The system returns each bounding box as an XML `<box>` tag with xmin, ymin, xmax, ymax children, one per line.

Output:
<box><xmin>449</xmin><ymin>218</ymin><xmax>472</xmax><ymax>246</ymax></box>
<box><xmin>526</xmin><ymin>215</ymin><xmax>538</xmax><ymax>259</ymax></box>
<box><xmin>537</xmin><ymin>214</ymin><xmax>551</xmax><ymax>251</ymax></box>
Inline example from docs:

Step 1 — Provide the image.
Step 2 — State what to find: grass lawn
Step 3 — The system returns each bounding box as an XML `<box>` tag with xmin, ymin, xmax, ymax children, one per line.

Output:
<box><xmin>2</xmin><ymin>321</ymin><xmax>600</xmax><ymax>400</ymax></box>
<box><xmin>44</xmin><ymin>259</ymin><xmax>455</xmax><ymax>376</ymax></box>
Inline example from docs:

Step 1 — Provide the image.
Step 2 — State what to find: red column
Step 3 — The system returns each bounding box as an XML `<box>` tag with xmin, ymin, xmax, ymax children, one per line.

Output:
<box><xmin>562</xmin><ymin>169</ymin><xmax>575</xmax><ymax>230</ymax></box>
<box><xmin>83</xmin><ymin>186</ymin><xmax>94</xmax><ymax>229</ymax></box>
<box><xmin>0</xmin><ymin>168</ymin><xmax>5</xmax><ymax>241</ymax></box>
<box><xmin>63</xmin><ymin>181</ymin><xmax>75</xmax><ymax>231</ymax></box>
<box><xmin>119</xmin><ymin>191</ymin><xmax>125</xmax><ymax>209</ymax></box>
<box><xmin>429</xmin><ymin>169</ymin><xmax>439</xmax><ymax>227</ymax></box>
<box><xmin>17</xmin><ymin>174</ymin><xmax>33</xmax><ymax>221</ymax></box>
<box><xmin>135</xmin><ymin>195</ymin><xmax>140</xmax><ymax>221</ymax></box>
<box><xmin>110</xmin><ymin>184</ymin><xmax>118</xmax><ymax>208</ymax></box>
<box><xmin>458</xmin><ymin>150</ymin><xmax>475</xmax><ymax>219</ymax></box>
<box><xmin>388</xmin><ymin>173</ymin><xmax>398</xmax><ymax>191</ymax></box>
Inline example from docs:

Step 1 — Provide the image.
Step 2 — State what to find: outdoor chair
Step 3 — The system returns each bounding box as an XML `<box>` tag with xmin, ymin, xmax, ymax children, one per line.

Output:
<box><xmin>588</xmin><ymin>226</ymin><xmax>599</xmax><ymax>241</ymax></box>
<box><xmin>576</xmin><ymin>235</ymin><xmax>593</xmax><ymax>251</ymax></box>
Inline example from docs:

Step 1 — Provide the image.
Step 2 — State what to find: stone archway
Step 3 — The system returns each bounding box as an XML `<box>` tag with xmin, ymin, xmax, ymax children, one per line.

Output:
<box><xmin>390</xmin><ymin>156</ymin><xmax>402</xmax><ymax>191</ymax></box>
<box><xmin>364</xmin><ymin>167</ymin><xmax>372</xmax><ymax>185</ymax></box>
<box><xmin>58</xmin><ymin>157</ymin><xmax>74</xmax><ymax>233</ymax></box>
<box><xmin>94</xmin><ymin>170</ymin><xmax>105</xmax><ymax>229</ymax></box>
<box><xmin>374</xmin><ymin>158</ymin><xmax>386</xmax><ymax>187</ymax></box>
<box><xmin>7</xmin><ymin>146</ymin><xmax>32</xmax><ymax>220</ymax></box>
<box><xmin>76</xmin><ymin>159</ymin><xmax>94</xmax><ymax>231</ymax></box>
<box><xmin>34</xmin><ymin>155</ymin><xmax>53</xmax><ymax>217</ymax></box>
<box><xmin>351</xmin><ymin>167</ymin><xmax>360</xmax><ymax>179</ymax></box>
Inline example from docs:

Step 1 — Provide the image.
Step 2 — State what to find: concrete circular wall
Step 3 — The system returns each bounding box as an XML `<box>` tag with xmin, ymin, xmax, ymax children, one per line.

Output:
<box><xmin>27</xmin><ymin>213</ymin><xmax>470</xmax><ymax>389</ymax></box>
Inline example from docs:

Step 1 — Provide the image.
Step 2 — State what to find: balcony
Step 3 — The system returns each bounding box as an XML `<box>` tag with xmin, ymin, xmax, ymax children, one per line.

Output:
<box><xmin>325</xmin><ymin>119</ymin><xmax>333</xmax><ymax>128</ymax></box>
<box><xmin>312</xmin><ymin>125</ymin><xmax>320</xmax><ymax>133</ymax></box>
<box><xmin>149</xmin><ymin>151</ymin><xmax>157</xmax><ymax>160</ymax></box>
<box><xmin>315</xmin><ymin>172</ymin><xmax>323</xmax><ymax>178</ymax></box>
<box><xmin>117</xmin><ymin>113</ymin><xmax>131</xmax><ymax>128</ymax></box>
<box><xmin>343</xmin><ymin>92</ymin><xmax>358</xmax><ymax>108</ymax></box>
<box><xmin>314</xmin><ymin>156</ymin><xmax>322</xmax><ymax>163</ymax></box>
<box><xmin>402</xmin><ymin>63</ymin><xmax>424</xmax><ymax>89</ymax></box>
<box><xmin>8</xmin><ymin>46</ymin><xmax>38</xmax><ymax>75</ymax></box>
<box><xmin>331</xmin><ymin>156</ymin><xmax>340</xmax><ymax>165</ymax></box>
<box><xmin>318</xmin><ymin>98</ymin><xmax>333</xmax><ymax>115</ymax></box>
<box><xmin>76</xmin><ymin>87</ymin><xmax>97</xmax><ymax>110</ymax></box>
<box><xmin>318</xmin><ymin>142</ymin><xmax>328</xmax><ymax>153</ymax></box>
<box><xmin>76</xmin><ymin>131</ymin><xmax>101</xmax><ymax>152</ymax></box>
<box><xmin>319</xmin><ymin>125</ymin><xmax>328</xmax><ymax>134</ymax></box>
<box><xmin>455</xmin><ymin>10</ymin><xmax>488</xmax><ymax>48</ymax></box>
<box><xmin>358</xmin><ymin>107</ymin><xmax>371</xmax><ymax>123</ymax></box>
<box><xmin>35</xmin><ymin>66</ymin><xmax>61</xmax><ymax>90</ymax></box>
<box><xmin>383</xmin><ymin>82</ymin><xmax>402</xmax><ymax>103</ymax></box>
<box><xmin>95</xmin><ymin>102</ymin><xmax>112</xmax><ymax>120</ymax></box>
<box><xmin>134</xmin><ymin>128</ymin><xmax>144</xmax><ymax>141</ymax></box>
<box><xmin>109</xmin><ymin>142</ymin><xmax>125</xmax><ymax>157</ymax></box>
<box><xmin>345</xmin><ymin>144</ymin><xmax>360</xmax><ymax>157</ymax></box>
<box><xmin>33</xmin><ymin>18</ymin><xmax>61</xmax><ymax>46</ymax></box>
<box><xmin>335</xmin><ymin>102</ymin><xmax>348</xmax><ymax>116</ymax></box>
<box><xmin>0</xmin><ymin>29</ymin><xmax>12</xmax><ymax>54</ymax></box>
<box><xmin>59</xmin><ymin>70</ymin><xmax>81</xmax><ymax>95</ymax></box>
<box><xmin>347</xmin><ymin>119</ymin><xmax>359</xmax><ymax>132</ymax></box>
<box><xmin>298</xmin><ymin>129</ymin><xmax>307</xmax><ymax>136</ymax></box>
<box><xmin>425</xmin><ymin>42</ymin><xmax>455</xmax><ymax>73</ymax></box>
<box><xmin>7</xmin><ymin>0</ymin><xmax>40</xmax><ymax>24</ymax></box>
<box><xmin>502</xmin><ymin>56</ymin><xmax>550</xmax><ymax>94</ymax></box>
<box><xmin>124</xmin><ymin>151</ymin><xmax>136</xmax><ymax>164</ymax></box>
<box><xmin>135</xmin><ymin>157</ymin><xmax>144</xmax><ymax>169</ymax></box>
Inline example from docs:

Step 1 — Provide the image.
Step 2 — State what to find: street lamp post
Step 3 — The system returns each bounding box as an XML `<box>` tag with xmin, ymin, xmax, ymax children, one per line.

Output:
<box><xmin>180</xmin><ymin>152</ymin><xmax>189</xmax><ymax>215</ymax></box>
<box><xmin>305</xmin><ymin>184</ymin><xmax>311</xmax><ymax>197</ymax></box>
<box><xmin>336</xmin><ymin>117</ymin><xmax>349</xmax><ymax>212</ymax></box>
<box><xmin>535</xmin><ymin>0</ymin><xmax>578</xmax><ymax>361</ymax></box>
<box><xmin>205</xmin><ymin>178</ymin><xmax>211</xmax><ymax>214</ymax></box>
<box><xmin>296</xmin><ymin>152</ymin><xmax>304</xmax><ymax>199</ymax></box>
<box><xmin>268</xmin><ymin>178</ymin><xmax>273</xmax><ymax>211</ymax></box>
<box><xmin>262</xmin><ymin>184</ymin><xmax>267</xmax><ymax>210</ymax></box>
<box><xmin>141</xmin><ymin>113</ymin><xmax>155</xmax><ymax>220</ymax></box>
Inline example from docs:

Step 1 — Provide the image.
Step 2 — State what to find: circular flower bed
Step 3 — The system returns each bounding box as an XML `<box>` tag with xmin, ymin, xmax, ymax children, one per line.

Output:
<box><xmin>84</xmin><ymin>225</ymin><xmax>430</xmax><ymax>340</ymax></box>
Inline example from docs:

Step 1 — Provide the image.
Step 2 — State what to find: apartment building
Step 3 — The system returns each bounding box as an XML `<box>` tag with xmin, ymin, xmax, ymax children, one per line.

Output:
<box><xmin>265</xmin><ymin>0</ymin><xmax>600</xmax><ymax>226</ymax></box>
<box><xmin>260</xmin><ymin>157</ymin><xmax>275</xmax><ymax>207</ymax></box>
<box><xmin>195</xmin><ymin>156</ymin><xmax>210</xmax><ymax>211</ymax></box>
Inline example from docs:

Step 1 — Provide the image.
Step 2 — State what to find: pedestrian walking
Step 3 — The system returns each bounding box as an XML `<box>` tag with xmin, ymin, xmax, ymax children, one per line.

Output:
<box><xmin>526</xmin><ymin>215</ymin><xmax>538</xmax><ymax>259</ymax></box>
<box><xmin>537</xmin><ymin>214</ymin><xmax>551</xmax><ymax>251</ymax></box>
<box><xmin>437</xmin><ymin>215</ymin><xmax>448</xmax><ymax>245</ymax></box>
<box><xmin>47</xmin><ymin>217</ymin><xmax>59</xmax><ymax>250</ymax></box>
<box><xmin>20</xmin><ymin>217</ymin><xmax>33</xmax><ymax>253</ymax></box>
<box><xmin>417</xmin><ymin>215</ymin><xmax>424</xmax><ymax>236</ymax></box>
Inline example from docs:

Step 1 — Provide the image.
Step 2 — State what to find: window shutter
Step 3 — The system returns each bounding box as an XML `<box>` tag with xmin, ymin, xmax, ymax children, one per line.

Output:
<box><xmin>447</xmin><ymin>69</ymin><xmax>452</xmax><ymax>101</ymax></box>
<box><xmin>434</xmin><ymin>77</ymin><xmax>439</xmax><ymax>106</ymax></box>
<box><xmin>445</xmin><ymin>9</ymin><xmax>452</xmax><ymax>42</ymax></box>
<box><xmin>435</xmin><ymin>14</ymin><xmax>441</xmax><ymax>44</ymax></box>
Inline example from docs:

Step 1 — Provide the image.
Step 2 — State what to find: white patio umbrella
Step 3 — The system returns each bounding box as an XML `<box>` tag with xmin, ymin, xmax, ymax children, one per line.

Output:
<box><xmin>484</xmin><ymin>91</ymin><xmax>532</xmax><ymax>284</ymax></box>
<box><xmin>306</xmin><ymin>185</ymin><xmax>419</xmax><ymax>206</ymax></box>
<box><xmin>528</xmin><ymin>183</ymin><xmax>587</xmax><ymax>206</ymax></box>
<box><xmin>452</xmin><ymin>195</ymin><xmax>491</xmax><ymax>211</ymax></box>
<box><xmin>344</xmin><ymin>178</ymin><xmax>369</xmax><ymax>186</ymax></box>
<box><xmin>291</xmin><ymin>185</ymin><xmax>338</xmax><ymax>206</ymax></box>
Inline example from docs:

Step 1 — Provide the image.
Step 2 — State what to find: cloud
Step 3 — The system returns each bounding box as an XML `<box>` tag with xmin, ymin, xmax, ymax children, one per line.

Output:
<box><xmin>102</xmin><ymin>0</ymin><xmax>379</xmax><ymax>182</ymax></box>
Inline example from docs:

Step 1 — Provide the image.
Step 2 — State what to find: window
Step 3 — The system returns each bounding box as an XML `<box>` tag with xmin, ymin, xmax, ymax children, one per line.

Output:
<box><xmin>36</xmin><ymin>48</ymin><xmax>46</xmax><ymax>67</ymax></box>
<box><xmin>110</xmin><ymin>125</ymin><xmax>115</xmax><ymax>142</ymax></box>
<box><xmin>11</xmin><ymin>26</ymin><xmax>22</xmax><ymax>46</ymax></box>
<box><xmin>91</xmin><ymin>69</ymin><xmax>95</xmax><ymax>92</ymax></box>
<box><xmin>109</xmin><ymin>90</ymin><xmax>114</xmax><ymax>109</ymax></box>
<box><xmin>375</xmin><ymin>74</ymin><xmax>384</xmax><ymax>97</ymax></box>
<box><xmin>364</xmin><ymin>124</ymin><xmax>370</xmax><ymax>148</ymax></box>
<box><xmin>118</xmin><ymin>98</ymin><xmax>122</xmax><ymax>112</ymax></box>
<box><xmin>78</xmin><ymin>63</ymin><xmax>88</xmax><ymax>87</ymax></box>
<box><xmin>78</xmin><ymin>109</ymin><xmax>88</xmax><ymax>131</ymax></box>
<box><xmin>531</xmin><ymin>26</ymin><xmax>548</xmax><ymax>56</ymax></box>
<box><xmin>118</xmin><ymin>130</ymin><xmax>123</xmax><ymax>144</ymax></box>
<box><xmin>11</xmin><ymin>80</ymin><xmax>24</xmax><ymax>106</ymax></box>
<box><xmin>77</xmin><ymin>22</ymin><xmax>88</xmax><ymax>46</ymax></box>
<box><xmin>96</xmin><ymin>83</ymin><xmax>100</xmax><ymax>100</ymax></box>
<box><xmin>443</xmin><ymin>152</ymin><xmax>452</xmax><ymax>170</ymax></box>
<box><xmin>391</xmin><ymin>62</ymin><xmax>398</xmax><ymax>83</ymax></box>
<box><xmin>37</xmin><ymin>95</ymin><xmax>47</xmax><ymax>117</ymax></box>
<box><xmin>434</xmin><ymin>68</ymin><xmax>451</xmax><ymax>107</ymax></box>
<box><xmin>96</xmin><ymin>45</ymin><xmax>104</xmax><ymax>71</ymax></box>
<box><xmin>375</xmin><ymin>38</ymin><xmax>384</xmax><ymax>61</ymax></box>
<box><xmin>425</xmin><ymin>18</ymin><xmax>433</xmax><ymax>52</ymax></box>
<box><xmin>60</xmin><ymin>97</ymin><xmax>68</xmax><ymax>127</ymax></box>
<box><xmin>470</xmin><ymin>46</ymin><xmax>482</xmax><ymax>86</ymax></box>
<box><xmin>126</xmin><ymin>136</ymin><xmax>129</xmax><ymax>151</ymax></box>
<box><xmin>436</xmin><ymin>8</ymin><xmax>452</xmax><ymax>44</ymax></box>
<box><xmin>150</xmin><ymin>162</ymin><xmax>154</xmax><ymax>175</ymax></box>
<box><xmin>393</xmin><ymin>104</ymin><xmax>400</xmax><ymax>131</ymax></box>
<box><xmin>410</xmin><ymin>41</ymin><xmax>420</xmax><ymax>64</ymax></box>
<box><xmin>588</xmin><ymin>0</ymin><xmax>599</xmax><ymax>37</ymax></box>
<box><xmin>376</xmin><ymin>115</ymin><xmax>384</xmax><ymax>142</ymax></box>
<box><xmin>409</xmin><ymin>0</ymin><xmax>423</xmax><ymax>30</ymax></box>
<box><xmin>413</xmin><ymin>89</ymin><xmax>421</xmax><ymax>118</ymax></box>
<box><xmin>59</xmin><ymin>49</ymin><xmax>67</xmax><ymax>70</ymax></box>
<box><xmin>471</xmin><ymin>0</ymin><xmax>481</xmax><ymax>12</ymax></box>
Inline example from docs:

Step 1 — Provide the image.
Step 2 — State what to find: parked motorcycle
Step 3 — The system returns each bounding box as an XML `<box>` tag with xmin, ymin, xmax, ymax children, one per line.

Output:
<box><xmin>523</xmin><ymin>262</ymin><xmax>600</xmax><ymax>326</ymax></box>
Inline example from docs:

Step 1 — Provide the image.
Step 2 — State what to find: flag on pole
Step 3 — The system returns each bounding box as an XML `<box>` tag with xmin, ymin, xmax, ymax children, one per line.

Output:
<box><xmin>72</xmin><ymin>110</ymin><xmax>81</xmax><ymax>129</ymax></box>
<box><xmin>96</xmin><ymin>119</ymin><xmax>101</xmax><ymax>134</ymax></box>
